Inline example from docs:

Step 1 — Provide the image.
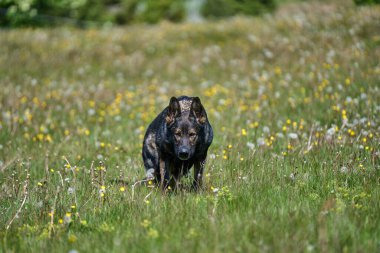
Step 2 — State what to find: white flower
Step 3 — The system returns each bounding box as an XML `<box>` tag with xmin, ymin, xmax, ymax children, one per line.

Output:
<box><xmin>340</xmin><ymin>166</ymin><xmax>348</xmax><ymax>173</ymax></box>
<box><xmin>288</xmin><ymin>133</ymin><xmax>298</xmax><ymax>139</ymax></box>
<box><xmin>88</xmin><ymin>108</ymin><xmax>96</xmax><ymax>116</ymax></box>
<box><xmin>263</xmin><ymin>126</ymin><xmax>270</xmax><ymax>134</ymax></box>
<box><xmin>246</xmin><ymin>142</ymin><xmax>255</xmax><ymax>150</ymax></box>
<box><xmin>326</xmin><ymin>127</ymin><xmax>335</xmax><ymax>136</ymax></box>
<box><xmin>257</xmin><ymin>138</ymin><xmax>265</xmax><ymax>147</ymax></box>
<box><xmin>68</xmin><ymin>187</ymin><xmax>75</xmax><ymax>194</ymax></box>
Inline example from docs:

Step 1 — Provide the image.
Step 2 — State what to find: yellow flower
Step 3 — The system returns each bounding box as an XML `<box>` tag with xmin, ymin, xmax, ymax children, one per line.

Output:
<box><xmin>249</xmin><ymin>122</ymin><xmax>259</xmax><ymax>128</ymax></box>
<box><xmin>119</xmin><ymin>186</ymin><xmax>125</xmax><ymax>192</ymax></box>
<box><xmin>37</xmin><ymin>133</ymin><xmax>44</xmax><ymax>141</ymax></box>
<box><xmin>68</xmin><ymin>234</ymin><xmax>77</xmax><ymax>243</ymax></box>
<box><xmin>274</xmin><ymin>66</ymin><xmax>282</xmax><ymax>75</ymax></box>
<box><xmin>45</xmin><ymin>134</ymin><xmax>52</xmax><ymax>143</ymax></box>
<box><xmin>141</xmin><ymin>219</ymin><xmax>151</xmax><ymax>228</ymax></box>
<box><xmin>147</xmin><ymin>228</ymin><xmax>159</xmax><ymax>239</ymax></box>
<box><xmin>241</xmin><ymin>129</ymin><xmax>247</xmax><ymax>136</ymax></box>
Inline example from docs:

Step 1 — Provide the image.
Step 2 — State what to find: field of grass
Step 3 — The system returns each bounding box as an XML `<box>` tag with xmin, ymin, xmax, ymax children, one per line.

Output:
<box><xmin>1</xmin><ymin>0</ymin><xmax>380</xmax><ymax>252</ymax></box>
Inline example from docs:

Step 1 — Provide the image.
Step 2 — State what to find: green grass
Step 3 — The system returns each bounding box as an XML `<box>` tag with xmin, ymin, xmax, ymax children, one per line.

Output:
<box><xmin>1</xmin><ymin>0</ymin><xmax>380</xmax><ymax>252</ymax></box>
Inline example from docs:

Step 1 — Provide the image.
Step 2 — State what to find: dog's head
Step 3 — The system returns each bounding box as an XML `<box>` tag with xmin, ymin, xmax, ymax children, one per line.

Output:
<box><xmin>165</xmin><ymin>96</ymin><xmax>207</xmax><ymax>161</ymax></box>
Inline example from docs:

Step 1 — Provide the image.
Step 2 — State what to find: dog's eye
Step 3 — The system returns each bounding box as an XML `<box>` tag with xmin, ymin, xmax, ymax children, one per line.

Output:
<box><xmin>189</xmin><ymin>132</ymin><xmax>196</xmax><ymax>137</ymax></box>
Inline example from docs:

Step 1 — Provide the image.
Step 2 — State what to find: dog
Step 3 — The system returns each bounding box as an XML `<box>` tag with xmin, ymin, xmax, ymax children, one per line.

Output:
<box><xmin>142</xmin><ymin>96</ymin><xmax>213</xmax><ymax>190</ymax></box>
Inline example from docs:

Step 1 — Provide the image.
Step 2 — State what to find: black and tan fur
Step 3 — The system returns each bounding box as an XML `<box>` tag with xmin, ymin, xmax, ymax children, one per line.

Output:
<box><xmin>142</xmin><ymin>96</ymin><xmax>213</xmax><ymax>190</ymax></box>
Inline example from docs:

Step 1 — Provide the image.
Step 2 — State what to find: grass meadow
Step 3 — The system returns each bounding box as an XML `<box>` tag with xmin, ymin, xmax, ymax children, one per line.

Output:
<box><xmin>1</xmin><ymin>0</ymin><xmax>380</xmax><ymax>252</ymax></box>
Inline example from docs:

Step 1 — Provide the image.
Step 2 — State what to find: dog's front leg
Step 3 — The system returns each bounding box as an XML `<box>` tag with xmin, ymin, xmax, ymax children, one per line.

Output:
<box><xmin>159</xmin><ymin>158</ymin><xmax>170</xmax><ymax>190</ymax></box>
<box><xmin>192</xmin><ymin>159</ymin><xmax>206</xmax><ymax>191</ymax></box>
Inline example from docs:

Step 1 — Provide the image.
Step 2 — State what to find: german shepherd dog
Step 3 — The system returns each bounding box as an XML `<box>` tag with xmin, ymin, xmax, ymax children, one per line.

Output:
<box><xmin>142</xmin><ymin>96</ymin><xmax>213</xmax><ymax>190</ymax></box>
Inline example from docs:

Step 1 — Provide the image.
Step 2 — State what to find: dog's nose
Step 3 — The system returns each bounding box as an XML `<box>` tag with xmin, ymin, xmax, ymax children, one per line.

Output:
<box><xmin>178</xmin><ymin>148</ymin><xmax>189</xmax><ymax>160</ymax></box>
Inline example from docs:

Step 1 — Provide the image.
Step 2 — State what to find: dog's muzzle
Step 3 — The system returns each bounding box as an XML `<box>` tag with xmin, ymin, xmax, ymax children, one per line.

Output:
<box><xmin>178</xmin><ymin>148</ymin><xmax>190</xmax><ymax>160</ymax></box>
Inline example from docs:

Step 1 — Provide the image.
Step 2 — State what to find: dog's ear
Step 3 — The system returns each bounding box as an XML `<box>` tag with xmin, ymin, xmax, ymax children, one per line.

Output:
<box><xmin>166</xmin><ymin>97</ymin><xmax>181</xmax><ymax>125</ymax></box>
<box><xmin>190</xmin><ymin>97</ymin><xmax>207</xmax><ymax>124</ymax></box>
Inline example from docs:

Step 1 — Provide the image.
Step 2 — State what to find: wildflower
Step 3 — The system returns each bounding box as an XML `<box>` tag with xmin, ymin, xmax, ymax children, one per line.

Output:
<box><xmin>37</xmin><ymin>133</ymin><xmax>44</xmax><ymax>141</ymax></box>
<box><xmin>45</xmin><ymin>134</ymin><xmax>52</xmax><ymax>142</ymax></box>
<box><xmin>141</xmin><ymin>219</ymin><xmax>151</xmax><ymax>228</ymax></box>
<box><xmin>241</xmin><ymin>128</ymin><xmax>247</xmax><ymax>136</ymax></box>
<box><xmin>147</xmin><ymin>228</ymin><xmax>159</xmax><ymax>238</ymax></box>
<box><xmin>68</xmin><ymin>187</ymin><xmax>75</xmax><ymax>194</ymax></box>
<box><xmin>119</xmin><ymin>186</ymin><xmax>125</xmax><ymax>192</ymax></box>
<box><xmin>340</xmin><ymin>166</ymin><xmax>348</xmax><ymax>173</ymax></box>
<box><xmin>274</xmin><ymin>66</ymin><xmax>282</xmax><ymax>75</ymax></box>
<box><xmin>99</xmin><ymin>186</ymin><xmax>106</xmax><ymax>197</ymax></box>
<box><xmin>64</xmin><ymin>213</ymin><xmax>72</xmax><ymax>224</ymax></box>
<box><xmin>257</xmin><ymin>138</ymin><xmax>265</xmax><ymax>147</ymax></box>
<box><xmin>249</xmin><ymin>121</ymin><xmax>259</xmax><ymax>128</ymax></box>
<box><xmin>68</xmin><ymin>234</ymin><xmax>77</xmax><ymax>243</ymax></box>
<box><xmin>288</xmin><ymin>133</ymin><xmax>298</xmax><ymax>139</ymax></box>
<box><xmin>246</xmin><ymin>142</ymin><xmax>255</xmax><ymax>150</ymax></box>
<box><xmin>327</xmin><ymin>127</ymin><xmax>335</xmax><ymax>136</ymax></box>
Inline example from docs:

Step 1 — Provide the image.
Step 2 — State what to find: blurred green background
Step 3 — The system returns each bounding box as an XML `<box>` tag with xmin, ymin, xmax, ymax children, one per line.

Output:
<box><xmin>1</xmin><ymin>0</ymin><xmax>378</xmax><ymax>27</ymax></box>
